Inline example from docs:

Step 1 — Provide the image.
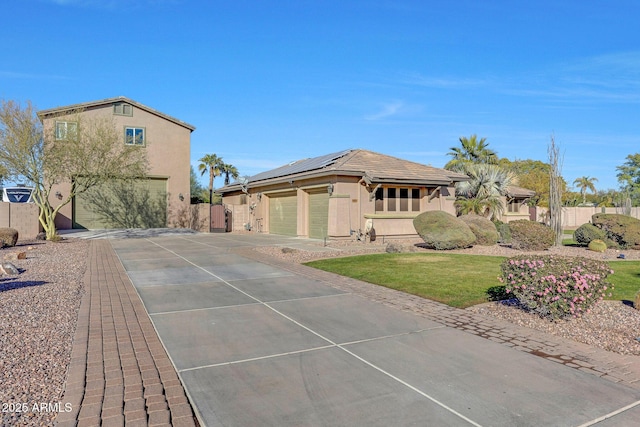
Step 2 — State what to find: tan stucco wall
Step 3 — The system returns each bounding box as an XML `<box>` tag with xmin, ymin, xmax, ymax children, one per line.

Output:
<box><xmin>222</xmin><ymin>177</ymin><xmax>459</xmax><ymax>238</ymax></box>
<box><xmin>535</xmin><ymin>206</ymin><xmax>640</xmax><ymax>228</ymax></box>
<box><xmin>42</xmin><ymin>102</ymin><xmax>191</xmax><ymax>229</ymax></box>
<box><xmin>497</xmin><ymin>196</ymin><xmax>532</xmax><ymax>223</ymax></box>
<box><xmin>0</xmin><ymin>203</ymin><xmax>42</xmax><ymax>239</ymax></box>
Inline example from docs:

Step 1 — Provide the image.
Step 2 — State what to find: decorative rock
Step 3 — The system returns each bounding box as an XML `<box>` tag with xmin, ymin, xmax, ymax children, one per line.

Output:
<box><xmin>0</xmin><ymin>262</ymin><xmax>19</xmax><ymax>275</ymax></box>
<box><xmin>4</xmin><ymin>252</ymin><xmax>26</xmax><ymax>261</ymax></box>
<box><xmin>36</xmin><ymin>232</ymin><xmax>46</xmax><ymax>240</ymax></box>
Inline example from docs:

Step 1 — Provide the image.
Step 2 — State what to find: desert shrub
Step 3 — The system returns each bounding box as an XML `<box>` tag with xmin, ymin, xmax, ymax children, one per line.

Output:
<box><xmin>574</xmin><ymin>223</ymin><xmax>617</xmax><ymax>248</ymax></box>
<box><xmin>0</xmin><ymin>228</ymin><xmax>19</xmax><ymax>247</ymax></box>
<box><xmin>459</xmin><ymin>214</ymin><xmax>498</xmax><ymax>246</ymax></box>
<box><xmin>592</xmin><ymin>213</ymin><xmax>640</xmax><ymax>249</ymax></box>
<box><xmin>494</xmin><ymin>220</ymin><xmax>511</xmax><ymax>244</ymax></box>
<box><xmin>588</xmin><ymin>239</ymin><xmax>607</xmax><ymax>253</ymax></box>
<box><xmin>500</xmin><ymin>255</ymin><xmax>614</xmax><ymax>320</ymax></box>
<box><xmin>413</xmin><ymin>211</ymin><xmax>476</xmax><ymax>250</ymax></box>
<box><xmin>509</xmin><ymin>220</ymin><xmax>555</xmax><ymax>251</ymax></box>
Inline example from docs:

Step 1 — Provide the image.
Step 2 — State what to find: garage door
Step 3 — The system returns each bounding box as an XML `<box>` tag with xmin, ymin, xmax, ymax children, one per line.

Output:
<box><xmin>268</xmin><ymin>192</ymin><xmax>297</xmax><ymax>236</ymax></box>
<box><xmin>73</xmin><ymin>178</ymin><xmax>168</xmax><ymax>229</ymax></box>
<box><xmin>308</xmin><ymin>190</ymin><xmax>329</xmax><ymax>239</ymax></box>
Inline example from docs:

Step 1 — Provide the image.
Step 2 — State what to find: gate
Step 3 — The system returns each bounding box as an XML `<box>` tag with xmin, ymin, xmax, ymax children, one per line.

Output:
<box><xmin>210</xmin><ymin>204</ymin><xmax>231</xmax><ymax>232</ymax></box>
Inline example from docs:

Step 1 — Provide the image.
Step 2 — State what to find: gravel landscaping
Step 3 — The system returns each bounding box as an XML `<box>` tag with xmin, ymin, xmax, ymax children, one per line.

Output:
<box><xmin>0</xmin><ymin>238</ymin><xmax>88</xmax><ymax>427</ymax></box>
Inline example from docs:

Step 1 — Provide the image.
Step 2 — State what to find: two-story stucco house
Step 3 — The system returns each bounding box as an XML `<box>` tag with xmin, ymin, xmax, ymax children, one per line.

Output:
<box><xmin>37</xmin><ymin>96</ymin><xmax>195</xmax><ymax>230</ymax></box>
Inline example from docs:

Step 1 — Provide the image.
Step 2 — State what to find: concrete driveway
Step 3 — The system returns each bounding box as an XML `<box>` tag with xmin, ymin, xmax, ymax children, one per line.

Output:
<box><xmin>108</xmin><ymin>232</ymin><xmax>640</xmax><ymax>426</ymax></box>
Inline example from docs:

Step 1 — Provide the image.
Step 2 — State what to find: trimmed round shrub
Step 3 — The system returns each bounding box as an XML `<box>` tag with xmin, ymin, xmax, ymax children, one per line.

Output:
<box><xmin>588</xmin><ymin>239</ymin><xmax>607</xmax><ymax>253</ymax></box>
<box><xmin>459</xmin><ymin>214</ymin><xmax>499</xmax><ymax>246</ymax></box>
<box><xmin>592</xmin><ymin>213</ymin><xmax>640</xmax><ymax>249</ymax></box>
<box><xmin>574</xmin><ymin>223</ymin><xmax>615</xmax><ymax>247</ymax></box>
<box><xmin>500</xmin><ymin>255</ymin><xmax>614</xmax><ymax>320</ymax></box>
<box><xmin>0</xmin><ymin>227</ymin><xmax>19</xmax><ymax>247</ymax></box>
<box><xmin>509</xmin><ymin>220</ymin><xmax>555</xmax><ymax>251</ymax></box>
<box><xmin>413</xmin><ymin>211</ymin><xmax>476</xmax><ymax>250</ymax></box>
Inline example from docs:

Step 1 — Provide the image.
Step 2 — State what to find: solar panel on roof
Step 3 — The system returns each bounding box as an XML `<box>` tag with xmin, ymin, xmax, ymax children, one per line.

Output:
<box><xmin>248</xmin><ymin>149</ymin><xmax>352</xmax><ymax>182</ymax></box>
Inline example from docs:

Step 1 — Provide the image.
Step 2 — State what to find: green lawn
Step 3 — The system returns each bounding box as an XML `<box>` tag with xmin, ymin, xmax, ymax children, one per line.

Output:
<box><xmin>608</xmin><ymin>261</ymin><xmax>640</xmax><ymax>303</ymax></box>
<box><xmin>305</xmin><ymin>253</ymin><xmax>640</xmax><ymax>308</ymax></box>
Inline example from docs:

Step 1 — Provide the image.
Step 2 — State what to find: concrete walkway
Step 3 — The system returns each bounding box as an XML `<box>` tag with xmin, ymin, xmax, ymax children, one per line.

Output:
<box><xmin>60</xmin><ymin>232</ymin><xmax>640</xmax><ymax>426</ymax></box>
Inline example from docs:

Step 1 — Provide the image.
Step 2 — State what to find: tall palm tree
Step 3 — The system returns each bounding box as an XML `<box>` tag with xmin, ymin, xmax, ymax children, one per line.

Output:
<box><xmin>198</xmin><ymin>154</ymin><xmax>223</xmax><ymax>204</ymax></box>
<box><xmin>220</xmin><ymin>162</ymin><xmax>240</xmax><ymax>186</ymax></box>
<box><xmin>445</xmin><ymin>134</ymin><xmax>498</xmax><ymax>172</ymax></box>
<box><xmin>454</xmin><ymin>163</ymin><xmax>517</xmax><ymax>220</ymax></box>
<box><xmin>573</xmin><ymin>176</ymin><xmax>598</xmax><ymax>205</ymax></box>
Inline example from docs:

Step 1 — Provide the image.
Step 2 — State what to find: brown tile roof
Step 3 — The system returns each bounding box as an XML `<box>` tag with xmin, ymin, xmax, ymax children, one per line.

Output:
<box><xmin>222</xmin><ymin>149</ymin><xmax>469</xmax><ymax>192</ymax></box>
<box><xmin>506</xmin><ymin>185</ymin><xmax>536</xmax><ymax>198</ymax></box>
<box><xmin>332</xmin><ymin>149</ymin><xmax>469</xmax><ymax>184</ymax></box>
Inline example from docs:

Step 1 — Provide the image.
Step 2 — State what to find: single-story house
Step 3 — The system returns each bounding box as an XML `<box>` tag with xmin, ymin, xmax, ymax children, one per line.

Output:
<box><xmin>37</xmin><ymin>97</ymin><xmax>195</xmax><ymax>230</ymax></box>
<box><xmin>502</xmin><ymin>185</ymin><xmax>536</xmax><ymax>222</ymax></box>
<box><xmin>218</xmin><ymin>149</ymin><xmax>471</xmax><ymax>239</ymax></box>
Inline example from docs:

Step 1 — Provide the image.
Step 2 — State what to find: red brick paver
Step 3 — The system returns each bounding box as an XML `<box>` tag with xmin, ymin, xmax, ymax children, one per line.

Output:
<box><xmin>56</xmin><ymin>240</ymin><xmax>198</xmax><ymax>426</ymax></box>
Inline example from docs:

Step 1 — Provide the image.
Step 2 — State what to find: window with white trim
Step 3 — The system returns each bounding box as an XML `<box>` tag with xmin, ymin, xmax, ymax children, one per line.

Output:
<box><xmin>375</xmin><ymin>187</ymin><xmax>421</xmax><ymax>213</ymax></box>
<box><xmin>125</xmin><ymin>127</ymin><xmax>145</xmax><ymax>146</ymax></box>
<box><xmin>55</xmin><ymin>121</ymin><xmax>78</xmax><ymax>140</ymax></box>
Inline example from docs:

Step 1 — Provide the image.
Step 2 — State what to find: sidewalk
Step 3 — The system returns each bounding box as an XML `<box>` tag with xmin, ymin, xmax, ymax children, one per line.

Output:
<box><xmin>56</xmin><ymin>240</ymin><xmax>198</xmax><ymax>427</ymax></box>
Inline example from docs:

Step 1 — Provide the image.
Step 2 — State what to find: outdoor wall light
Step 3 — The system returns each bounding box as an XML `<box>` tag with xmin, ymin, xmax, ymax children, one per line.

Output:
<box><xmin>327</xmin><ymin>184</ymin><xmax>334</xmax><ymax>195</ymax></box>
<box><xmin>55</xmin><ymin>191</ymin><xmax>63</xmax><ymax>200</ymax></box>
<box><xmin>178</xmin><ymin>193</ymin><xmax>184</xmax><ymax>201</ymax></box>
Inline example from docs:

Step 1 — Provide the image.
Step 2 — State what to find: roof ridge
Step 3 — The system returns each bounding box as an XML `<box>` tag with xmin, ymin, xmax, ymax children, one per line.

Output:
<box><xmin>37</xmin><ymin>96</ymin><xmax>196</xmax><ymax>131</ymax></box>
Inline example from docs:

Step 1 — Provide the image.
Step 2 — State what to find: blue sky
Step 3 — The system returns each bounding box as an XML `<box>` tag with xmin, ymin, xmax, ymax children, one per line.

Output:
<box><xmin>3</xmin><ymin>0</ymin><xmax>639</xmax><ymax>191</ymax></box>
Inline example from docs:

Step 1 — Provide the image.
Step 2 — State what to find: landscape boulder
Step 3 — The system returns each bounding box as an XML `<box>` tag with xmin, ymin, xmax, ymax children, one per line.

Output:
<box><xmin>3</xmin><ymin>252</ymin><xmax>27</xmax><ymax>261</ymax></box>
<box><xmin>0</xmin><ymin>262</ymin><xmax>19</xmax><ymax>275</ymax></box>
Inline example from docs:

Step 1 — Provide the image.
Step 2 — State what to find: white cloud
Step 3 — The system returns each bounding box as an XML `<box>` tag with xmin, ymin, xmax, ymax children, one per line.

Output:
<box><xmin>503</xmin><ymin>51</ymin><xmax>640</xmax><ymax>104</ymax></box>
<box><xmin>364</xmin><ymin>101</ymin><xmax>404</xmax><ymax>121</ymax></box>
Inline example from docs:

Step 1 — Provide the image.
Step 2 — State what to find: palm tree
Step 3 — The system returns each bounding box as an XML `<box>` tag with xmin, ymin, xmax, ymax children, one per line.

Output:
<box><xmin>220</xmin><ymin>162</ymin><xmax>240</xmax><ymax>186</ymax></box>
<box><xmin>454</xmin><ymin>163</ymin><xmax>517</xmax><ymax>220</ymax></box>
<box><xmin>198</xmin><ymin>154</ymin><xmax>223</xmax><ymax>204</ymax></box>
<box><xmin>573</xmin><ymin>176</ymin><xmax>598</xmax><ymax>205</ymax></box>
<box><xmin>445</xmin><ymin>134</ymin><xmax>498</xmax><ymax>172</ymax></box>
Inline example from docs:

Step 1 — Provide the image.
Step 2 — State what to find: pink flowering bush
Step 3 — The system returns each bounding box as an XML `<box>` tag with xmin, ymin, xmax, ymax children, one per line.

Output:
<box><xmin>499</xmin><ymin>255</ymin><xmax>614</xmax><ymax>320</ymax></box>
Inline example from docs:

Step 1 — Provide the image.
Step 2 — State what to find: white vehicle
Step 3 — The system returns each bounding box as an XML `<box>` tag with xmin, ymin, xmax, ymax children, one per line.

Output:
<box><xmin>2</xmin><ymin>186</ymin><xmax>34</xmax><ymax>203</ymax></box>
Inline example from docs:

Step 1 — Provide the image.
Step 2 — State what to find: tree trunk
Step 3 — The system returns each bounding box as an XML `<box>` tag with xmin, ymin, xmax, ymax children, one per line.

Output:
<box><xmin>548</xmin><ymin>136</ymin><xmax>564</xmax><ymax>246</ymax></box>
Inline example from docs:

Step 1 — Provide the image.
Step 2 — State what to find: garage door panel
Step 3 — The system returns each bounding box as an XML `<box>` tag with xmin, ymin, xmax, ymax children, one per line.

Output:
<box><xmin>308</xmin><ymin>191</ymin><xmax>329</xmax><ymax>239</ymax></box>
<box><xmin>74</xmin><ymin>178</ymin><xmax>167</xmax><ymax>229</ymax></box>
<box><xmin>269</xmin><ymin>193</ymin><xmax>297</xmax><ymax>236</ymax></box>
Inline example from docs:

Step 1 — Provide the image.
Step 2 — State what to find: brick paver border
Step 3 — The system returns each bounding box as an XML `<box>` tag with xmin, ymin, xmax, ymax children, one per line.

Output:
<box><xmin>236</xmin><ymin>246</ymin><xmax>640</xmax><ymax>391</ymax></box>
<box><xmin>56</xmin><ymin>240</ymin><xmax>198</xmax><ymax>427</ymax></box>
